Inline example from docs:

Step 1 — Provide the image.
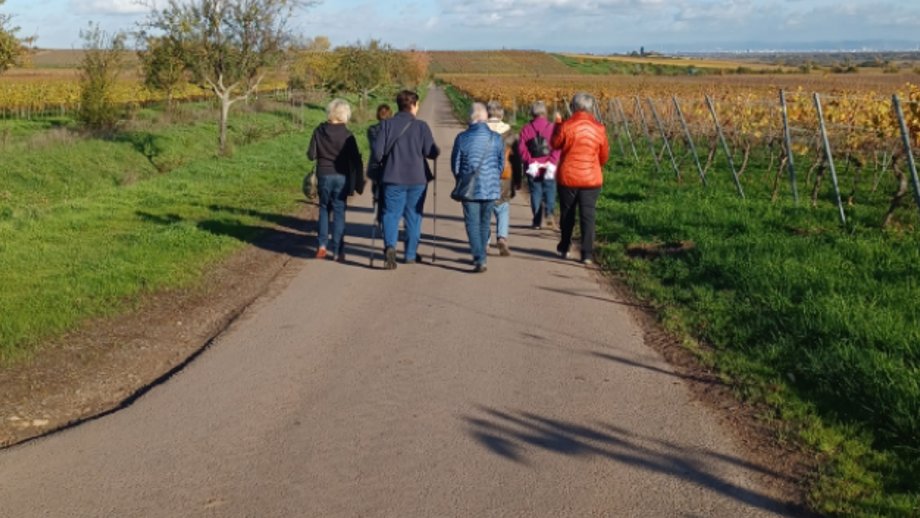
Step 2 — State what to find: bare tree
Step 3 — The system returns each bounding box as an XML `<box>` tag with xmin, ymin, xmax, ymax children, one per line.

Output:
<box><xmin>141</xmin><ymin>0</ymin><xmax>315</xmax><ymax>154</ymax></box>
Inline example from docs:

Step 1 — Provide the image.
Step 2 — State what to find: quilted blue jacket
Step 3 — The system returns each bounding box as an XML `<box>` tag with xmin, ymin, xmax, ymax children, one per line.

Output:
<box><xmin>450</xmin><ymin>123</ymin><xmax>505</xmax><ymax>201</ymax></box>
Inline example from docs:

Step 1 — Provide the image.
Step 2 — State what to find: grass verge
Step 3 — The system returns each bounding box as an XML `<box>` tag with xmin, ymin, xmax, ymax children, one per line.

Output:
<box><xmin>0</xmin><ymin>99</ymin><xmax>375</xmax><ymax>364</ymax></box>
<box><xmin>596</xmin><ymin>165</ymin><xmax>919</xmax><ymax>516</ymax></box>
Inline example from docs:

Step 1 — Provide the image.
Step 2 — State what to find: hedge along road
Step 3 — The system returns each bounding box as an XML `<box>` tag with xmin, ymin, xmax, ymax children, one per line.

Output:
<box><xmin>0</xmin><ymin>87</ymin><xmax>796</xmax><ymax>517</ymax></box>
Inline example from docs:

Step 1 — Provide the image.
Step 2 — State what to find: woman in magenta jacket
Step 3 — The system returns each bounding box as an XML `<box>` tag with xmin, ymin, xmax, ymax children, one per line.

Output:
<box><xmin>518</xmin><ymin>101</ymin><xmax>562</xmax><ymax>229</ymax></box>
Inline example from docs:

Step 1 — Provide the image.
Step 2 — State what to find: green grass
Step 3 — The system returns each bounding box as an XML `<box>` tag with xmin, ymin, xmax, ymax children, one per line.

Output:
<box><xmin>596</xmin><ymin>152</ymin><xmax>920</xmax><ymax>515</ymax></box>
<box><xmin>0</xmin><ymin>98</ymin><xmax>375</xmax><ymax>364</ymax></box>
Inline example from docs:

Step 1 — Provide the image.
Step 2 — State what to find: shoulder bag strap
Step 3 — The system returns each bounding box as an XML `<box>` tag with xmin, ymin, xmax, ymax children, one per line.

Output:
<box><xmin>383</xmin><ymin>120</ymin><xmax>414</xmax><ymax>159</ymax></box>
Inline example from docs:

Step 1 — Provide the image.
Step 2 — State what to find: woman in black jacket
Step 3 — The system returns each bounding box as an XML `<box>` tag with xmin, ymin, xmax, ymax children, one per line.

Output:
<box><xmin>366</xmin><ymin>104</ymin><xmax>392</xmax><ymax>225</ymax></box>
<box><xmin>307</xmin><ymin>99</ymin><xmax>365</xmax><ymax>261</ymax></box>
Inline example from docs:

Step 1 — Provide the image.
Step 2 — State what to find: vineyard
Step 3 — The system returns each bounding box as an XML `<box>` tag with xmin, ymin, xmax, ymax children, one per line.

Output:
<box><xmin>440</xmin><ymin>73</ymin><xmax>920</xmax><ymax>229</ymax></box>
<box><xmin>0</xmin><ymin>71</ymin><xmax>289</xmax><ymax>118</ymax></box>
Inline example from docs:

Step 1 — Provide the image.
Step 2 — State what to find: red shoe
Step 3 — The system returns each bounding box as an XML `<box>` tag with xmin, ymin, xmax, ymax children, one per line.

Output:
<box><xmin>315</xmin><ymin>247</ymin><xmax>327</xmax><ymax>259</ymax></box>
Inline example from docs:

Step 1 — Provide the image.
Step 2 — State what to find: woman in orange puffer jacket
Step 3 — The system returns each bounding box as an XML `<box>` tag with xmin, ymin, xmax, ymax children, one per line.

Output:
<box><xmin>551</xmin><ymin>92</ymin><xmax>610</xmax><ymax>265</ymax></box>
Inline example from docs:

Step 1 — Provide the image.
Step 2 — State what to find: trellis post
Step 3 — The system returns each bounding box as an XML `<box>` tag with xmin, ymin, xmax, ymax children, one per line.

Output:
<box><xmin>615</xmin><ymin>98</ymin><xmax>639</xmax><ymax>162</ymax></box>
<box><xmin>705</xmin><ymin>95</ymin><xmax>745</xmax><ymax>198</ymax></box>
<box><xmin>892</xmin><ymin>94</ymin><xmax>920</xmax><ymax>218</ymax></box>
<box><xmin>647</xmin><ymin>97</ymin><xmax>681</xmax><ymax>179</ymax></box>
<box><xmin>813</xmin><ymin>93</ymin><xmax>847</xmax><ymax>225</ymax></box>
<box><xmin>673</xmin><ymin>95</ymin><xmax>706</xmax><ymax>186</ymax></box>
<box><xmin>779</xmin><ymin>90</ymin><xmax>800</xmax><ymax>204</ymax></box>
<box><xmin>634</xmin><ymin>96</ymin><xmax>662</xmax><ymax>175</ymax></box>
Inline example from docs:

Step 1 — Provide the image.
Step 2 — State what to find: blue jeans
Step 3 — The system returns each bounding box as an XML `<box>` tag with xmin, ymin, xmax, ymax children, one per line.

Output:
<box><xmin>462</xmin><ymin>200</ymin><xmax>494</xmax><ymax>266</ymax></box>
<box><xmin>317</xmin><ymin>174</ymin><xmax>347</xmax><ymax>254</ymax></box>
<box><xmin>493</xmin><ymin>201</ymin><xmax>510</xmax><ymax>239</ymax></box>
<box><xmin>527</xmin><ymin>175</ymin><xmax>556</xmax><ymax>227</ymax></box>
<box><xmin>383</xmin><ymin>183</ymin><xmax>427</xmax><ymax>261</ymax></box>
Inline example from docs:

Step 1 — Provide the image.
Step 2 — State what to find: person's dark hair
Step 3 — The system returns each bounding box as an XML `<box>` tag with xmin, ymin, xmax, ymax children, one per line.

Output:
<box><xmin>376</xmin><ymin>104</ymin><xmax>392</xmax><ymax>121</ymax></box>
<box><xmin>396</xmin><ymin>90</ymin><xmax>419</xmax><ymax>112</ymax></box>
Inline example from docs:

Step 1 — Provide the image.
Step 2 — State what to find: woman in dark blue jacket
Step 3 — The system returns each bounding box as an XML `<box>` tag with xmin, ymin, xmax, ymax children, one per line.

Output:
<box><xmin>371</xmin><ymin>91</ymin><xmax>440</xmax><ymax>270</ymax></box>
<box><xmin>450</xmin><ymin>102</ymin><xmax>505</xmax><ymax>273</ymax></box>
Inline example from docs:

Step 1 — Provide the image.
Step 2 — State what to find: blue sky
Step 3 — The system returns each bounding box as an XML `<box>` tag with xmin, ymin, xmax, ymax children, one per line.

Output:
<box><xmin>5</xmin><ymin>0</ymin><xmax>920</xmax><ymax>52</ymax></box>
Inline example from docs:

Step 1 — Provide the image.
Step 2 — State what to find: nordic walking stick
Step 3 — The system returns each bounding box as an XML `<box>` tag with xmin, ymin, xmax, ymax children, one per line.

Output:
<box><xmin>369</xmin><ymin>193</ymin><xmax>378</xmax><ymax>267</ymax></box>
<box><xmin>431</xmin><ymin>158</ymin><xmax>439</xmax><ymax>263</ymax></box>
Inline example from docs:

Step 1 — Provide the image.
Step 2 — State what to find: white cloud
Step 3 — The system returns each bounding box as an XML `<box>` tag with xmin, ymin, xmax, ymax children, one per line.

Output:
<box><xmin>71</xmin><ymin>0</ymin><xmax>149</xmax><ymax>15</ymax></box>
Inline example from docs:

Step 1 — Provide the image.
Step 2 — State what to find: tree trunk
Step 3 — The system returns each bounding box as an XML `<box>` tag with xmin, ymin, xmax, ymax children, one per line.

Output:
<box><xmin>883</xmin><ymin>162</ymin><xmax>909</xmax><ymax>228</ymax></box>
<box><xmin>811</xmin><ymin>158</ymin><xmax>827</xmax><ymax>208</ymax></box>
<box><xmin>219</xmin><ymin>92</ymin><xmax>232</xmax><ymax>155</ymax></box>
<box><xmin>771</xmin><ymin>155</ymin><xmax>789</xmax><ymax>202</ymax></box>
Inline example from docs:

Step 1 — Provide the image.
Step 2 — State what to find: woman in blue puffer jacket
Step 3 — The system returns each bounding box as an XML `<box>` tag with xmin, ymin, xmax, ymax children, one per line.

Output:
<box><xmin>450</xmin><ymin>102</ymin><xmax>506</xmax><ymax>273</ymax></box>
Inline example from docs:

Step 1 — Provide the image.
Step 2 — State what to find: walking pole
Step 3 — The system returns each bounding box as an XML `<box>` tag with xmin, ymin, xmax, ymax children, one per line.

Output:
<box><xmin>369</xmin><ymin>193</ymin><xmax>378</xmax><ymax>267</ymax></box>
<box><xmin>431</xmin><ymin>158</ymin><xmax>439</xmax><ymax>263</ymax></box>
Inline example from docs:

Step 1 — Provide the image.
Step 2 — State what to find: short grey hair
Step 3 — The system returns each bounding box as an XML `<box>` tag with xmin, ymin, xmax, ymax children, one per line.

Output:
<box><xmin>486</xmin><ymin>100</ymin><xmax>504</xmax><ymax>120</ymax></box>
<box><xmin>570</xmin><ymin>92</ymin><xmax>596</xmax><ymax>114</ymax></box>
<box><xmin>326</xmin><ymin>98</ymin><xmax>351</xmax><ymax>123</ymax></box>
<box><xmin>530</xmin><ymin>101</ymin><xmax>547</xmax><ymax>118</ymax></box>
<box><xmin>469</xmin><ymin>102</ymin><xmax>488</xmax><ymax>123</ymax></box>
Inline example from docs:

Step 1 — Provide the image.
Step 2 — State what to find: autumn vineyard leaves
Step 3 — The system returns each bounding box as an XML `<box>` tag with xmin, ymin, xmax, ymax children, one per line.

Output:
<box><xmin>437</xmin><ymin>69</ymin><xmax>920</xmax><ymax>228</ymax></box>
<box><xmin>0</xmin><ymin>74</ymin><xmax>288</xmax><ymax>118</ymax></box>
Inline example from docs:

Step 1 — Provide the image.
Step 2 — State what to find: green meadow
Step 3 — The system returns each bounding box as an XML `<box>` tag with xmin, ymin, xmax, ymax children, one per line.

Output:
<box><xmin>596</xmin><ymin>154</ymin><xmax>920</xmax><ymax>516</ymax></box>
<box><xmin>0</xmin><ymin>98</ymin><xmax>375</xmax><ymax>364</ymax></box>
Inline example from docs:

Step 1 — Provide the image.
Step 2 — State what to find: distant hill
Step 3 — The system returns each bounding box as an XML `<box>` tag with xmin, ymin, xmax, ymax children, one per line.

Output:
<box><xmin>28</xmin><ymin>49</ymin><xmax>138</xmax><ymax>69</ymax></box>
<box><xmin>429</xmin><ymin>51</ymin><xmax>571</xmax><ymax>75</ymax></box>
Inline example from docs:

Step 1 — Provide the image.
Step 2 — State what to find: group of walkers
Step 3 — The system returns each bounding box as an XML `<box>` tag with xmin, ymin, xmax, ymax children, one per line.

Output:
<box><xmin>307</xmin><ymin>89</ymin><xmax>610</xmax><ymax>272</ymax></box>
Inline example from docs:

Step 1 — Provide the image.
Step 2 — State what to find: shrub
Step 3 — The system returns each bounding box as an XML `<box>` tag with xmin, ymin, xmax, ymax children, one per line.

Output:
<box><xmin>77</xmin><ymin>24</ymin><xmax>126</xmax><ymax>132</ymax></box>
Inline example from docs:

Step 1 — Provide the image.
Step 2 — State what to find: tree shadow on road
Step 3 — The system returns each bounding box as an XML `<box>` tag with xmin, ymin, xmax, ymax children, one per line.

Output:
<box><xmin>461</xmin><ymin>407</ymin><xmax>808</xmax><ymax>517</ymax></box>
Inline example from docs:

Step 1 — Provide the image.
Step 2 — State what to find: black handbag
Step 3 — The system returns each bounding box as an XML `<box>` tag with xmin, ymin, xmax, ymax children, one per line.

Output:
<box><xmin>526</xmin><ymin>124</ymin><xmax>552</xmax><ymax>158</ymax></box>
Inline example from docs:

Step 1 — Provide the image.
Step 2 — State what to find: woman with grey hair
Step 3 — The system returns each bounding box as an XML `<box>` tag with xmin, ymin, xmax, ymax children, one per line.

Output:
<box><xmin>307</xmin><ymin>98</ymin><xmax>365</xmax><ymax>261</ymax></box>
<box><xmin>451</xmin><ymin>102</ymin><xmax>506</xmax><ymax>272</ymax></box>
<box><xmin>550</xmin><ymin>92</ymin><xmax>610</xmax><ymax>265</ymax></box>
<box><xmin>518</xmin><ymin>100</ymin><xmax>561</xmax><ymax>229</ymax></box>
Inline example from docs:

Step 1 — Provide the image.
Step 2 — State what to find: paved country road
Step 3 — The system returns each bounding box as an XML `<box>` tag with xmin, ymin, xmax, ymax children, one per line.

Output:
<box><xmin>0</xmin><ymin>88</ymin><xmax>797</xmax><ymax>517</ymax></box>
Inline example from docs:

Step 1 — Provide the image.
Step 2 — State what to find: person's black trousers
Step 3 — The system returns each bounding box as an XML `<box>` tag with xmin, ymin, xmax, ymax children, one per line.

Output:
<box><xmin>557</xmin><ymin>185</ymin><xmax>601</xmax><ymax>261</ymax></box>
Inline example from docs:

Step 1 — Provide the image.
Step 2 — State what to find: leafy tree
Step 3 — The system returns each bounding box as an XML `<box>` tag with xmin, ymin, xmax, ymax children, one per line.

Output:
<box><xmin>141</xmin><ymin>0</ymin><xmax>314</xmax><ymax>154</ymax></box>
<box><xmin>138</xmin><ymin>35</ymin><xmax>188</xmax><ymax>112</ymax></box>
<box><xmin>393</xmin><ymin>50</ymin><xmax>430</xmax><ymax>89</ymax></box>
<box><xmin>289</xmin><ymin>34</ymin><xmax>338</xmax><ymax>91</ymax></box>
<box><xmin>0</xmin><ymin>0</ymin><xmax>29</xmax><ymax>74</ymax></box>
<box><xmin>78</xmin><ymin>24</ymin><xmax>127</xmax><ymax>131</ymax></box>
<box><xmin>329</xmin><ymin>41</ymin><xmax>428</xmax><ymax>108</ymax></box>
<box><xmin>333</xmin><ymin>40</ymin><xmax>392</xmax><ymax>109</ymax></box>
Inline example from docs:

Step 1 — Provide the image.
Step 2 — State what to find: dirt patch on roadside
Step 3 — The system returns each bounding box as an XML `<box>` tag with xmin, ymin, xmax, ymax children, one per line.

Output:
<box><xmin>0</xmin><ymin>203</ymin><xmax>315</xmax><ymax>448</ymax></box>
<box><xmin>592</xmin><ymin>269</ymin><xmax>818</xmax><ymax>517</ymax></box>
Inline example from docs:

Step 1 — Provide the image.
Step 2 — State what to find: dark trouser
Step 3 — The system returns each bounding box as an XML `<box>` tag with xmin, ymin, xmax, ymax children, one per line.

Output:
<box><xmin>557</xmin><ymin>186</ymin><xmax>601</xmax><ymax>260</ymax></box>
<box><xmin>372</xmin><ymin>182</ymin><xmax>384</xmax><ymax>224</ymax></box>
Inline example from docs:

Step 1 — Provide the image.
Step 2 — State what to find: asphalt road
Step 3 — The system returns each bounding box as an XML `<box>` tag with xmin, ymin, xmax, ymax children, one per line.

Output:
<box><xmin>0</xmin><ymin>87</ymin><xmax>795</xmax><ymax>517</ymax></box>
